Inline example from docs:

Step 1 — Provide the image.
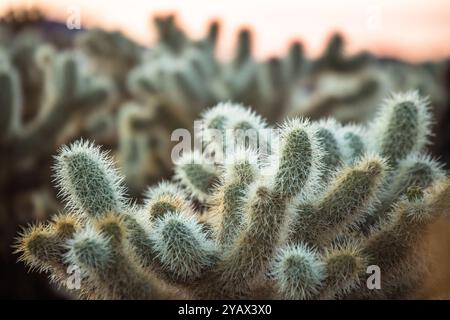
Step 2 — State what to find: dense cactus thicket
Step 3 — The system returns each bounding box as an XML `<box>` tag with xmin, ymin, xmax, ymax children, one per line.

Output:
<box><xmin>122</xmin><ymin>15</ymin><xmax>448</xmax><ymax>190</ymax></box>
<box><xmin>0</xmin><ymin>11</ymin><xmax>447</xmax><ymax>198</ymax></box>
<box><xmin>1</xmin><ymin>8</ymin><xmax>449</xmax><ymax>299</ymax></box>
<box><xmin>16</xmin><ymin>92</ymin><xmax>450</xmax><ymax>299</ymax></box>
<box><xmin>0</xmin><ymin>47</ymin><xmax>113</xmax><ymax>178</ymax></box>
<box><xmin>128</xmin><ymin>16</ymin><xmax>447</xmax><ymax>123</ymax></box>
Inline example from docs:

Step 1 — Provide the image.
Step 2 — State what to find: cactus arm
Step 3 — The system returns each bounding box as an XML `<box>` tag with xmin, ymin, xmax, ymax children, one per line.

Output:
<box><xmin>290</xmin><ymin>155</ymin><xmax>386</xmax><ymax>247</ymax></box>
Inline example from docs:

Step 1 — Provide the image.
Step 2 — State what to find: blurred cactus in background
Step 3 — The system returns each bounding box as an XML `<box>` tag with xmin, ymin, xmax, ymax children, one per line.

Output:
<box><xmin>75</xmin><ymin>29</ymin><xmax>143</xmax><ymax>92</ymax></box>
<box><xmin>127</xmin><ymin>15</ymin><xmax>311</xmax><ymax>124</ymax></box>
<box><xmin>124</xmin><ymin>15</ymin><xmax>448</xmax><ymax>190</ymax></box>
<box><xmin>127</xmin><ymin>16</ymin><xmax>447</xmax><ymax>125</ymax></box>
<box><xmin>0</xmin><ymin>8</ymin><xmax>116</xmax><ymax>298</ymax></box>
<box><xmin>0</xmin><ymin>7</ymin><xmax>449</xmax><ymax>299</ymax></box>
<box><xmin>16</xmin><ymin>96</ymin><xmax>450</xmax><ymax>299</ymax></box>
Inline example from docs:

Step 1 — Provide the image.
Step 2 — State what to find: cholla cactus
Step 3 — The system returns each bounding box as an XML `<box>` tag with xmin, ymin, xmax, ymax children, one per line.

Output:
<box><xmin>312</xmin><ymin>33</ymin><xmax>370</xmax><ymax>73</ymax></box>
<box><xmin>117</xmin><ymin>103</ymin><xmax>174</xmax><ymax>194</ymax></box>
<box><xmin>134</xmin><ymin>17</ymin><xmax>444</xmax><ymax>127</ymax></box>
<box><xmin>0</xmin><ymin>47</ymin><xmax>113</xmax><ymax>187</ymax></box>
<box><xmin>284</xmin><ymin>33</ymin><xmax>446</xmax><ymax>124</ymax></box>
<box><xmin>121</xmin><ymin>15</ymin><xmax>447</xmax><ymax>193</ymax></box>
<box><xmin>0</xmin><ymin>18</ymin><xmax>117</xmax><ymax>299</ymax></box>
<box><xmin>16</xmin><ymin>92</ymin><xmax>450</xmax><ymax>299</ymax></box>
<box><xmin>75</xmin><ymin>29</ymin><xmax>142</xmax><ymax>89</ymax></box>
<box><xmin>127</xmin><ymin>15</ymin><xmax>306</xmax><ymax>125</ymax></box>
<box><xmin>0</xmin><ymin>43</ymin><xmax>115</xmax><ymax>298</ymax></box>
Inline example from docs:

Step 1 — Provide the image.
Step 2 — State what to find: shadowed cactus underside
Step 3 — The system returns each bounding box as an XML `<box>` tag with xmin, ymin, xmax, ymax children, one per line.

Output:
<box><xmin>16</xmin><ymin>92</ymin><xmax>450</xmax><ymax>300</ymax></box>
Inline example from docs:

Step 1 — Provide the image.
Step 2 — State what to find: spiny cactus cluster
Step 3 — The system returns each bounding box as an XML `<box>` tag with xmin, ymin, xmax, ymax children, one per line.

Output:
<box><xmin>286</xmin><ymin>45</ymin><xmax>447</xmax><ymax>123</ymax></box>
<box><xmin>0</xmin><ymin>34</ymin><xmax>115</xmax><ymax>298</ymax></box>
<box><xmin>1</xmin><ymin>9</ymin><xmax>449</xmax><ymax>299</ymax></box>
<box><xmin>127</xmin><ymin>16</ymin><xmax>299</xmax><ymax>130</ymax></box>
<box><xmin>121</xmin><ymin>15</ymin><xmax>447</xmax><ymax>190</ymax></box>
<box><xmin>16</xmin><ymin>91</ymin><xmax>450</xmax><ymax>299</ymax></box>
<box><xmin>121</xmin><ymin>16</ymin><xmax>370</xmax><ymax>189</ymax></box>
<box><xmin>128</xmin><ymin>16</ymin><xmax>446</xmax><ymax>124</ymax></box>
<box><xmin>3</xmin><ymin>12</ymin><xmax>442</xmax><ymax>197</ymax></box>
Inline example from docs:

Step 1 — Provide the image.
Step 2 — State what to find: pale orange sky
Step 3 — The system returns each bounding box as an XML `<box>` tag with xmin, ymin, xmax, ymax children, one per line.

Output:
<box><xmin>1</xmin><ymin>0</ymin><xmax>450</xmax><ymax>62</ymax></box>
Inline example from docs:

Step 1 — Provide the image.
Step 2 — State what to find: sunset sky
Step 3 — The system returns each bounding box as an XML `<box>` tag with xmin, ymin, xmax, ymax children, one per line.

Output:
<box><xmin>1</xmin><ymin>0</ymin><xmax>450</xmax><ymax>62</ymax></box>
